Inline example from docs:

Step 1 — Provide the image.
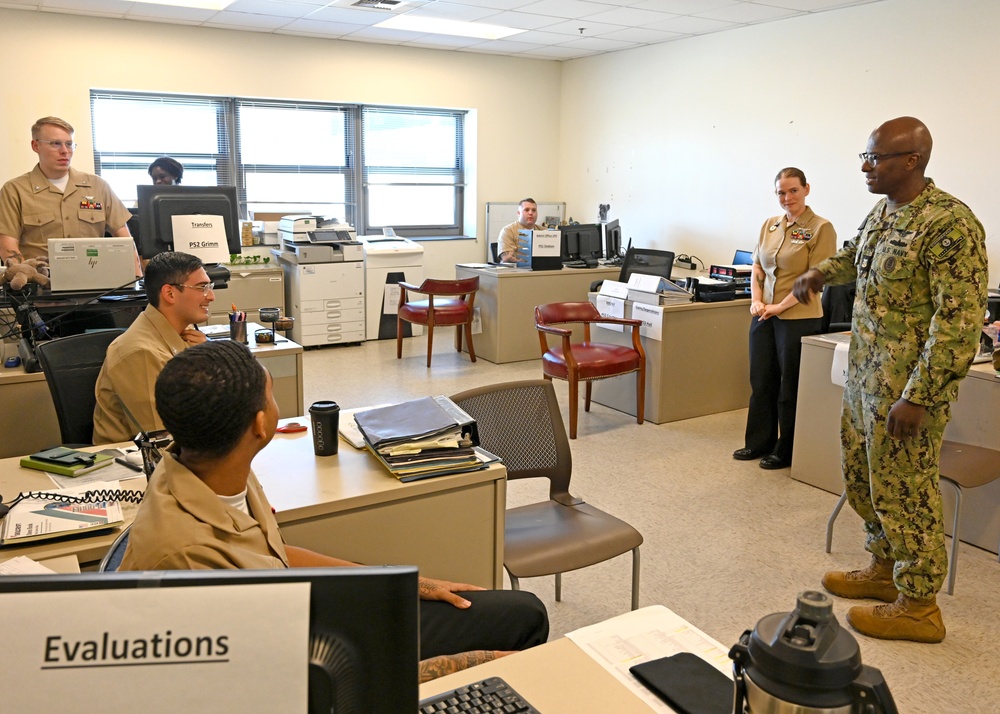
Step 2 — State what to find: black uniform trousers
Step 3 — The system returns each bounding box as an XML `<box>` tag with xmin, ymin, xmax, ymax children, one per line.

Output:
<box><xmin>744</xmin><ymin>315</ymin><xmax>822</xmax><ymax>463</ymax></box>
<box><xmin>419</xmin><ymin>589</ymin><xmax>549</xmax><ymax>659</ymax></box>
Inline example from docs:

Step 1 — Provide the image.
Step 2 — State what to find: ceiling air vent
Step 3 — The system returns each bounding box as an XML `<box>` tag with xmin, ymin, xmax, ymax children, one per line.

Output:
<box><xmin>351</xmin><ymin>0</ymin><xmax>404</xmax><ymax>10</ymax></box>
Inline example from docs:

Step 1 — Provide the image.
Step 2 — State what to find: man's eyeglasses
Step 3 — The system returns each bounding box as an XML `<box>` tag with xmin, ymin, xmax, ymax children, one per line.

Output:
<box><xmin>171</xmin><ymin>282</ymin><xmax>215</xmax><ymax>295</ymax></box>
<box><xmin>859</xmin><ymin>151</ymin><xmax>915</xmax><ymax>167</ymax></box>
<box><xmin>36</xmin><ymin>140</ymin><xmax>77</xmax><ymax>150</ymax></box>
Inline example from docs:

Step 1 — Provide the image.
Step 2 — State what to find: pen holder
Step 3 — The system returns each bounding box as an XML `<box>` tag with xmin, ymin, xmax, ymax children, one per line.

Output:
<box><xmin>230</xmin><ymin>320</ymin><xmax>248</xmax><ymax>343</ymax></box>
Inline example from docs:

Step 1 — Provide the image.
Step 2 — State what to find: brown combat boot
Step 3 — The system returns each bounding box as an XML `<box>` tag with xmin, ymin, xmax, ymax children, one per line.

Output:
<box><xmin>821</xmin><ymin>555</ymin><xmax>897</xmax><ymax>602</ymax></box>
<box><xmin>846</xmin><ymin>593</ymin><xmax>946</xmax><ymax>643</ymax></box>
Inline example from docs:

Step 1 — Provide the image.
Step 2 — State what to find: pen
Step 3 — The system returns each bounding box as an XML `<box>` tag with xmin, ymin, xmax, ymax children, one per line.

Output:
<box><xmin>115</xmin><ymin>457</ymin><xmax>143</xmax><ymax>473</ymax></box>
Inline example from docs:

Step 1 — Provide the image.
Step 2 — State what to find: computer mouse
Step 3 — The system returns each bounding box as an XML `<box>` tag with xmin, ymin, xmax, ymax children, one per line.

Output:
<box><xmin>4</xmin><ymin>356</ymin><xmax>21</xmax><ymax>368</ymax></box>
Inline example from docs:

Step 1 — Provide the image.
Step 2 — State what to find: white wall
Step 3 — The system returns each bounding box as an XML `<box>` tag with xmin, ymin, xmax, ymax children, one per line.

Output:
<box><xmin>559</xmin><ymin>0</ymin><xmax>1000</xmax><ymax>285</ymax></box>
<box><xmin>0</xmin><ymin>9</ymin><xmax>562</xmax><ymax>276</ymax></box>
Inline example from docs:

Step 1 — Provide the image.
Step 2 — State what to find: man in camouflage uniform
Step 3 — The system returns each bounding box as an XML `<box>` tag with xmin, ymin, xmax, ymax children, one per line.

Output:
<box><xmin>793</xmin><ymin>117</ymin><xmax>988</xmax><ymax>643</ymax></box>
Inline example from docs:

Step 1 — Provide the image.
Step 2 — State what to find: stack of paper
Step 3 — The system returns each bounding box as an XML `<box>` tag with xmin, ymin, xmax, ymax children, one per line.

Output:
<box><xmin>354</xmin><ymin>396</ymin><xmax>497</xmax><ymax>481</ymax></box>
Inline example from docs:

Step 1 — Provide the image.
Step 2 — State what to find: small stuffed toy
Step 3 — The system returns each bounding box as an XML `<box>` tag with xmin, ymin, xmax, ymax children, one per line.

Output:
<box><xmin>3</xmin><ymin>256</ymin><xmax>51</xmax><ymax>290</ymax></box>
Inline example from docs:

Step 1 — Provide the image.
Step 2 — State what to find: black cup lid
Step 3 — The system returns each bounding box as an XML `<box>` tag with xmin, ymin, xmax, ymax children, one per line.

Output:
<box><xmin>310</xmin><ymin>401</ymin><xmax>339</xmax><ymax>412</ymax></box>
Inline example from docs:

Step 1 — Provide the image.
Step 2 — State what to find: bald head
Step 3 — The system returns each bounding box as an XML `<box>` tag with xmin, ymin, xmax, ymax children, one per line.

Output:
<box><xmin>872</xmin><ymin>116</ymin><xmax>932</xmax><ymax>171</ymax></box>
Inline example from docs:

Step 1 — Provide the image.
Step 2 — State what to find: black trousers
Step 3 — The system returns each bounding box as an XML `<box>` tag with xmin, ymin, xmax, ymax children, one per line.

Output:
<box><xmin>744</xmin><ymin>315</ymin><xmax>821</xmax><ymax>463</ymax></box>
<box><xmin>419</xmin><ymin>589</ymin><xmax>549</xmax><ymax>659</ymax></box>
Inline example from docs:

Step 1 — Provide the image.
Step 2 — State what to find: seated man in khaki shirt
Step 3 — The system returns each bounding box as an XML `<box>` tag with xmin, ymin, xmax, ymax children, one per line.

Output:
<box><xmin>121</xmin><ymin>340</ymin><xmax>548</xmax><ymax>682</ymax></box>
<box><xmin>496</xmin><ymin>198</ymin><xmax>540</xmax><ymax>263</ymax></box>
<box><xmin>92</xmin><ymin>252</ymin><xmax>212</xmax><ymax>444</ymax></box>
<box><xmin>0</xmin><ymin>116</ymin><xmax>140</xmax><ymax>275</ymax></box>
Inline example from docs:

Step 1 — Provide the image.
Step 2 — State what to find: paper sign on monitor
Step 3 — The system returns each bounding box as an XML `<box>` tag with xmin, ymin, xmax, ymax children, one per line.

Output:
<box><xmin>531</xmin><ymin>230</ymin><xmax>561</xmax><ymax>257</ymax></box>
<box><xmin>171</xmin><ymin>214</ymin><xmax>230</xmax><ymax>264</ymax></box>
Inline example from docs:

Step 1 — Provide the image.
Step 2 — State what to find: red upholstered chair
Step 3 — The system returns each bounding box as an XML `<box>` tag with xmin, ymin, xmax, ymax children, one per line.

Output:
<box><xmin>534</xmin><ymin>301</ymin><xmax>645</xmax><ymax>439</ymax></box>
<box><xmin>396</xmin><ymin>276</ymin><xmax>479</xmax><ymax>367</ymax></box>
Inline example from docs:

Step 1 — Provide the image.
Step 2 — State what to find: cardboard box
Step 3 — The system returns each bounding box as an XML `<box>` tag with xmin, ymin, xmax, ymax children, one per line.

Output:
<box><xmin>250</xmin><ymin>211</ymin><xmax>290</xmax><ymax>223</ymax></box>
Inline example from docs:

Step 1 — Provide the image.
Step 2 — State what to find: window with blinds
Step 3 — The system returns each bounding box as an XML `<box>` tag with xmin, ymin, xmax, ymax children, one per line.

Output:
<box><xmin>90</xmin><ymin>91</ymin><xmax>466</xmax><ymax>236</ymax></box>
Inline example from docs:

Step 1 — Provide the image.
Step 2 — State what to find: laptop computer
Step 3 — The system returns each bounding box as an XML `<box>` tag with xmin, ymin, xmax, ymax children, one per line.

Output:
<box><xmin>733</xmin><ymin>249</ymin><xmax>754</xmax><ymax>265</ymax></box>
<box><xmin>47</xmin><ymin>237</ymin><xmax>137</xmax><ymax>292</ymax></box>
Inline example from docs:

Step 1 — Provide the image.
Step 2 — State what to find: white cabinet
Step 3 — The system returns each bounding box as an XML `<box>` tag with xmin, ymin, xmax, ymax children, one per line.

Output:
<box><xmin>205</xmin><ymin>265</ymin><xmax>285</xmax><ymax>326</ymax></box>
<box><xmin>282</xmin><ymin>261</ymin><xmax>365</xmax><ymax>346</ymax></box>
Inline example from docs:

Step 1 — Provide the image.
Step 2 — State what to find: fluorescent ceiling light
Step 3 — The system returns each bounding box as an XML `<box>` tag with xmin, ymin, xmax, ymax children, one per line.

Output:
<box><xmin>131</xmin><ymin>0</ymin><xmax>234</xmax><ymax>10</ymax></box>
<box><xmin>375</xmin><ymin>15</ymin><xmax>524</xmax><ymax>40</ymax></box>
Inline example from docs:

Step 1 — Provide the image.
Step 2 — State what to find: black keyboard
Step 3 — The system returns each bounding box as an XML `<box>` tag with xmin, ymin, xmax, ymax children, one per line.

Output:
<box><xmin>419</xmin><ymin>676</ymin><xmax>540</xmax><ymax>713</ymax></box>
<box><xmin>562</xmin><ymin>260</ymin><xmax>590</xmax><ymax>269</ymax></box>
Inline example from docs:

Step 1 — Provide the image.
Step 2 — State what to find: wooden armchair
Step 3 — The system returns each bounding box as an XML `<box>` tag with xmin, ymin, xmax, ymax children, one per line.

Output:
<box><xmin>396</xmin><ymin>276</ymin><xmax>479</xmax><ymax>367</ymax></box>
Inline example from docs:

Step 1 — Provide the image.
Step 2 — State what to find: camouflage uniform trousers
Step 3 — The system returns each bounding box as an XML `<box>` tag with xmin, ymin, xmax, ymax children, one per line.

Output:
<box><xmin>841</xmin><ymin>386</ymin><xmax>950</xmax><ymax>599</ymax></box>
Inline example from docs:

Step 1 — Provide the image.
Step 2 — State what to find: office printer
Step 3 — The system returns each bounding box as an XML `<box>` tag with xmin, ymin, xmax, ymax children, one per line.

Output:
<box><xmin>278</xmin><ymin>215</ymin><xmax>363</xmax><ymax>263</ymax></box>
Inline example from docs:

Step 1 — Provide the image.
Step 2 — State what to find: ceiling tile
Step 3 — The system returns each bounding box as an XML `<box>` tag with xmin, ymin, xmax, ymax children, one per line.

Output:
<box><xmin>596</xmin><ymin>26</ymin><xmax>684</xmax><ymax>43</ymax></box>
<box><xmin>644</xmin><ymin>13</ymin><xmax>735</xmax><ymax>33</ymax></box>
<box><xmin>403</xmin><ymin>2</ymin><xmax>501</xmax><ymax>22</ymax></box>
<box><xmin>126</xmin><ymin>4</ymin><xmax>216</xmax><ymax>22</ymax></box>
<box><xmin>481</xmin><ymin>10</ymin><xmax>565</xmax><ymax>29</ymax></box>
<box><xmin>698</xmin><ymin>2</ymin><xmax>800</xmax><ymax>22</ymax></box>
<box><xmin>276</xmin><ymin>17</ymin><xmax>366</xmax><ymax>36</ymax></box>
<box><xmin>538</xmin><ymin>17</ymin><xmax>628</xmax><ymax>36</ymax></box>
<box><xmin>224</xmin><ymin>0</ymin><xmax>326</xmax><ymax>18</ymax></box>
<box><xmin>514</xmin><ymin>0</ymin><xmax>620</xmax><ymax>21</ymax></box>
<box><xmin>42</xmin><ymin>0</ymin><xmax>129</xmax><ymax>15</ymax></box>
<box><xmin>631</xmin><ymin>0</ymin><xmax>738</xmax><ymax>13</ymax></box>
<box><xmin>203</xmin><ymin>10</ymin><xmax>292</xmax><ymax>29</ymax></box>
<box><xmin>579</xmin><ymin>6</ymin><xmax>679</xmax><ymax>26</ymax></box>
<box><xmin>516</xmin><ymin>44</ymin><xmax>598</xmax><ymax>58</ymax></box>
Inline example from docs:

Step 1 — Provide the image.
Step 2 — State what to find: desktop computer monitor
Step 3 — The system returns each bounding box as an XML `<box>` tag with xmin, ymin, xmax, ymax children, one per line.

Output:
<box><xmin>559</xmin><ymin>224</ymin><xmax>603</xmax><ymax>263</ymax></box>
<box><xmin>136</xmin><ymin>185</ymin><xmax>241</xmax><ymax>260</ymax></box>
<box><xmin>0</xmin><ymin>566</ymin><xmax>419</xmax><ymax>712</ymax></box>
<box><xmin>604</xmin><ymin>219</ymin><xmax>622</xmax><ymax>261</ymax></box>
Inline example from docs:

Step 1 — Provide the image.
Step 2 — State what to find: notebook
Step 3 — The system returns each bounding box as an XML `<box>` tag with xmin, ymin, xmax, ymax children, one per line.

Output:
<box><xmin>47</xmin><ymin>237</ymin><xmax>137</xmax><ymax>292</ymax></box>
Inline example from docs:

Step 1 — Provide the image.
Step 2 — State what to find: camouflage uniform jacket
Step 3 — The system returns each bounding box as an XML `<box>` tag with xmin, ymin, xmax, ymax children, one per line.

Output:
<box><xmin>815</xmin><ymin>179</ymin><xmax>988</xmax><ymax>405</ymax></box>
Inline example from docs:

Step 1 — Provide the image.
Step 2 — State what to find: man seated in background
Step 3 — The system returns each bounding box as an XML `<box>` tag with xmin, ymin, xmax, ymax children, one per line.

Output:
<box><xmin>497</xmin><ymin>198</ymin><xmax>540</xmax><ymax>263</ymax></box>
<box><xmin>120</xmin><ymin>340</ymin><xmax>548</xmax><ymax>681</ymax></box>
<box><xmin>92</xmin><ymin>251</ymin><xmax>211</xmax><ymax>444</ymax></box>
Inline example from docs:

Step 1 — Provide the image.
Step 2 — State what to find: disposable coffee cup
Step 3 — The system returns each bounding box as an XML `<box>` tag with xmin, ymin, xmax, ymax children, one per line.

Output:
<box><xmin>309</xmin><ymin>401</ymin><xmax>340</xmax><ymax>456</ymax></box>
<box><xmin>230</xmin><ymin>320</ymin><xmax>248</xmax><ymax>343</ymax></box>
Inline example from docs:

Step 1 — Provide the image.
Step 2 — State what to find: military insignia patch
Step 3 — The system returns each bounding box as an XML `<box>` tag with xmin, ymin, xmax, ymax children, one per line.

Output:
<box><xmin>928</xmin><ymin>229</ymin><xmax>965</xmax><ymax>261</ymax></box>
<box><xmin>883</xmin><ymin>256</ymin><xmax>897</xmax><ymax>272</ymax></box>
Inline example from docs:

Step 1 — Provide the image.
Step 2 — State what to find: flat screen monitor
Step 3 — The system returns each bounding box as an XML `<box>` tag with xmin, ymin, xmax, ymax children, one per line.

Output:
<box><xmin>136</xmin><ymin>185</ymin><xmax>241</xmax><ymax>260</ymax></box>
<box><xmin>0</xmin><ymin>566</ymin><xmax>419</xmax><ymax>712</ymax></box>
<box><xmin>604</xmin><ymin>219</ymin><xmax>622</xmax><ymax>261</ymax></box>
<box><xmin>559</xmin><ymin>223</ymin><xmax>603</xmax><ymax>263</ymax></box>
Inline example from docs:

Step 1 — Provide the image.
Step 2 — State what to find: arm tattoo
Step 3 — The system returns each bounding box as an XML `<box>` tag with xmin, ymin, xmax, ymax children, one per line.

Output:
<box><xmin>418</xmin><ymin>651</ymin><xmax>493</xmax><ymax>683</ymax></box>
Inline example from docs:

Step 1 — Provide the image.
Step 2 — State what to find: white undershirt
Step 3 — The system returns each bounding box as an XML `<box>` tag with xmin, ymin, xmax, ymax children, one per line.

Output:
<box><xmin>48</xmin><ymin>174</ymin><xmax>70</xmax><ymax>193</ymax></box>
<box><xmin>218</xmin><ymin>488</ymin><xmax>250</xmax><ymax>515</ymax></box>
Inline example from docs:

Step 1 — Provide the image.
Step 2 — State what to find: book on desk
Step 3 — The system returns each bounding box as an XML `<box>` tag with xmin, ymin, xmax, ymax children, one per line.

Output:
<box><xmin>0</xmin><ymin>480</ymin><xmax>125</xmax><ymax>546</ymax></box>
<box><xmin>354</xmin><ymin>396</ymin><xmax>498</xmax><ymax>481</ymax></box>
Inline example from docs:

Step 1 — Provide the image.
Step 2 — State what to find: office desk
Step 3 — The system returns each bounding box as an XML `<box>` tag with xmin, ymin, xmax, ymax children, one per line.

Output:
<box><xmin>0</xmin><ymin>328</ymin><xmax>304</xmax><ymax>459</ymax></box>
<box><xmin>246</xmin><ymin>427</ymin><xmax>507</xmax><ymax>588</ymax></box>
<box><xmin>454</xmin><ymin>265</ymin><xmax>620</xmax><ymax>363</ymax></box>
<box><xmin>0</xmin><ymin>424</ymin><xmax>507</xmax><ymax>584</ymax></box>
<box><xmin>588</xmin><ymin>296</ymin><xmax>753</xmax><ymax>423</ymax></box>
<box><xmin>792</xmin><ymin>335</ymin><xmax>1000</xmax><ymax>554</ymax></box>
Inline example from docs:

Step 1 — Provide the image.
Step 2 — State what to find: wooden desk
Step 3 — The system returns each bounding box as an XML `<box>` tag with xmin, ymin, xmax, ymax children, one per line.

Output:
<box><xmin>792</xmin><ymin>335</ymin><xmax>1000</xmax><ymax>554</ymax></box>
<box><xmin>0</xmin><ymin>328</ymin><xmax>304</xmax><ymax>458</ymax></box>
<box><xmin>0</xmin><ymin>425</ymin><xmax>507</xmax><ymax>585</ymax></box>
<box><xmin>455</xmin><ymin>265</ymin><xmax>620</xmax><ymax>363</ymax></box>
<box><xmin>588</xmin><ymin>296</ymin><xmax>753</xmax><ymax>423</ymax></box>
<box><xmin>246</xmin><ymin>427</ymin><xmax>507</xmax><ymax>588</ymax></box>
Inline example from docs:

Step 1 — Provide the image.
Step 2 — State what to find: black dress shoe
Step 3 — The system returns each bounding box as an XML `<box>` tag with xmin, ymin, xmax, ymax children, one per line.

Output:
<box><xmin>733</xmin><ymin>448</ymin><xmax>764</xmax><ymax>461</ymax></box>
<box><xmin>759</xmin><ymin>455</ymin><xmax>789</xmax><ymax>470</ymax></box>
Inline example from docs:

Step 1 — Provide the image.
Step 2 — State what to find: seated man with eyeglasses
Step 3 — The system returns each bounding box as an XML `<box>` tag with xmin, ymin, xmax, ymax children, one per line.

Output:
<box><xmin>93</xmin><ymin>251</ymin><xmax>213</xmax><ymax>444</ymax></box>
<box><xmin>0</xmin><ymin>116</ymin><xmax>140</xmax><ymax>274</ymax></box>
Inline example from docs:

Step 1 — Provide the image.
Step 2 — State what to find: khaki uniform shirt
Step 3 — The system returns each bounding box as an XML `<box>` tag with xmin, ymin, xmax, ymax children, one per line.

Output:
<box><xmin>92</xmin><ymin>305</ymin><xmax>188</xmax><ymax>445</ymax></box>
<box><xmin>498</xmin><ymin>222</ymin><xmax>534</xmax><ymax>262</ymax></box>
<box><xmin>0</xmin><ymin>165</ymin><xmax>131</xmax><ymax>260</ymax></box>
<box><xmin>816</xmin><ymin>179</ymin><xmax>988</xmax><ymax>405</ymax></box>
<box><xmin>754</xmin><ymin>207</ymin><xmax>836</xmax><ymax>320</ymax></box>
<box><xmin>120</xmin><ymin>451</ymin><xmax>289</xmax><ymax>571</ymax></box>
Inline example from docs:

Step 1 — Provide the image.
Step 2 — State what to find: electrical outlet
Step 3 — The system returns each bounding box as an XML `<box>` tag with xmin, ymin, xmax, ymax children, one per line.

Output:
<box><xmin>675</xmin><ymin>259</ymin><xmax>696</xmax><ymax>270</ymax></box>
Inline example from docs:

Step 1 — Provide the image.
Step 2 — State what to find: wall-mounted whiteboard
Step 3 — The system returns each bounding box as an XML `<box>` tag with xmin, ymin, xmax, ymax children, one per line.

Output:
<box><xmin>485</xmin><ymin>201</ymin><xmax>565</xmax><ymax>261</ymax></box>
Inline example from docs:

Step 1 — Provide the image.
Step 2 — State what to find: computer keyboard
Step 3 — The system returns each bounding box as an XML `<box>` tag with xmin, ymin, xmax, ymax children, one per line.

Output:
<box><xmin>419</xmin><ymin>675</ymin><xmax>541</xmax><ymax>713</ymax></box>
<box><xmin>562</xmin><ymin>260</ymin><xmax>590</xmax><ymax>269</ymax></box>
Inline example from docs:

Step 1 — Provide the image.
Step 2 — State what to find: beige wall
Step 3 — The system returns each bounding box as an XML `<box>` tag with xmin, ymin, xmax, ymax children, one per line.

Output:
<box><xmin>0</xmin><ymin>9</ymin><xmax>562</xmax><ymax>276</ymax></box>
<box><xmin>559</xmin><ymin>0</ymin><xmax>1000</xmax><ymax>285</ymax></box>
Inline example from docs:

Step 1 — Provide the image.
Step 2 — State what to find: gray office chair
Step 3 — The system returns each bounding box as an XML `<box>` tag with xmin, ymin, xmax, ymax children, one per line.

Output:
<box><xmin>99</xmin><ymin>525</ymin><xmax>132</xmax><ymax>572</ymax></box>
<box><xmin>35</xmin><ymin>329</ymin><xmax>124</xmax><ymax>445</ymax></box>
<box><xmin>826</xmin><ymin>441</ymin><xmax>1000</xmax><ymax>595</ymax></box>
<box><xmin>451</xmin><ymin>379</ymin><xmax>643</xmax><ymax>610</ymax></box>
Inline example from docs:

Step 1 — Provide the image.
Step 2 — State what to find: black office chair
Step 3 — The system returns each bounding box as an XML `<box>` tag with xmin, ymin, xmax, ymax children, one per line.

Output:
<box><xmin>35</xmin><ymin>329</ymin><xmax>124</xmax><ymax>445</ymax></box>
<box><xmin>820</xmin><ymin>282</ymin><xmax>856</xmax><ymax>333</ymax></box>
<box><xmin>590</xmin><ymin>247</ymin><xmax>676</xmax><ymax>292</ymax></box>
<box><xmin>99</xmin><ymin>525</ymin><xmax>131</xmax><ymax>572</ymax></box>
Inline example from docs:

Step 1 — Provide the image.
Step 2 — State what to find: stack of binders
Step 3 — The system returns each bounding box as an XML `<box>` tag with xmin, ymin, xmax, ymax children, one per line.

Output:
<box><xmin>353</xmin><ymin>396</ymin><xmax>497</xmax><ymax>481</ymax></box>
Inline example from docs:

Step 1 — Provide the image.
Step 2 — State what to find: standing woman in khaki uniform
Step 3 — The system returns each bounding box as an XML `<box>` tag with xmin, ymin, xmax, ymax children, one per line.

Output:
<box><xmin>734</xmin><ymin>168</ymin><xmax>836</xmax><ymax>469</ymax></box>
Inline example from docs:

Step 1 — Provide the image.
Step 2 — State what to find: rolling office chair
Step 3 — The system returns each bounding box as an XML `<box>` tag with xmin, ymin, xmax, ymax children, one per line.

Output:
<box><xmin>820</xmin><ymin>282</ymin><xmax>855</xmax><ymax>333</ymax></box>
<box><xmin>534</xmin><ymin>301</ymin><xmax>645</xmax><ymax>439</ymax></box>
<box><xmin>590</xmin><ymin>247</ymin><xmax>676</xmax><ymax>293</ymax></box>
<box><xmin>396</xmin><ymin>277</ymin><xmax>479</xmax><ymax>367</ymax></box>
<box><xmin>34</xmin><ymin>329</ymin><xmax>125</xmax><ymax>445</ymax></box>
<box><xmin>451</xmin><ymin>380</ymin><xmax>643</xmax><ymax>610</ymax></box>
<box><xmin>99</xmin><ymin>525</ymin><xmax>132</xmax><ymax>572</ymax></box>
<box><xmin>825</xmin><ymin>441</ymin><xmax>1000</xmax><ymax>595</ymax></box>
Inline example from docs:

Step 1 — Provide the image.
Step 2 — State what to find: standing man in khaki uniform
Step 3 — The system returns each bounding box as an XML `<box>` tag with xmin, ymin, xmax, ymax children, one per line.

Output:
<box><xmin>793</xmin><ymin>117</ymin><xmax>988</xmax><ymax>643</ymax></box>
<box><xmin>0</xmin><ymin>116</ymin><xmax>138</xmax><ymax>270</ymax></box>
